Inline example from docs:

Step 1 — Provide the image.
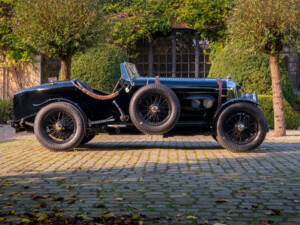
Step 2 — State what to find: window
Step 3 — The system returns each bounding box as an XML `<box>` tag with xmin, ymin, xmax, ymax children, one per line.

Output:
<box><xmin>130</xmin><ymin>29</ymin><xmax>210</xmax><ymax>78</ymax></box>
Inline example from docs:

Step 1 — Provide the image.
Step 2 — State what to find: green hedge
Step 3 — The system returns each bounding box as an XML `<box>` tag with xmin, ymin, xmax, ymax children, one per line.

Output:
<box><xmin>0</xmin><ymin>100</ymin><xmax>13</xmax><ymax>124</ymax></box>
<box><xmin>208</xmin><ymin>43</ymin><xmax>297</xmax><ymax>107</ymax></box>
<box><xmin>258</xmin><ymin>95</ymin><xmax>299</xmax><ymax>130</ymax></box>
<box><xmin>71</xmin><ymin>43</ymin><xmax>127</xmax><ymax>93</ymax></box>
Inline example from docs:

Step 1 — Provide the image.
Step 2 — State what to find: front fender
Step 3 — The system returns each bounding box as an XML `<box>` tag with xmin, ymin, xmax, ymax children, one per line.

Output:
<box><xmin>213</xmin><ymin>98</ymin><xmax>259</xmax><ymax>128</ymax></box>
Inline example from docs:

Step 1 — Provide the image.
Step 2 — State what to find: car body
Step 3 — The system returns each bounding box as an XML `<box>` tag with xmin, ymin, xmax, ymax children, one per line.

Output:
<box><xmin>9</xmin><ymin>62</ymin><xmax>268</xmax><ymax>152</ymax></box>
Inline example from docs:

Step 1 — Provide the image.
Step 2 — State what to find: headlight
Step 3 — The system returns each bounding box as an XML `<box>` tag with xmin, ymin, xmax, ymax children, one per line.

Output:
<box><xmin>226</xmin><ymin>80</ymin><xmax>238</xmax><ymax>99</ymax></box>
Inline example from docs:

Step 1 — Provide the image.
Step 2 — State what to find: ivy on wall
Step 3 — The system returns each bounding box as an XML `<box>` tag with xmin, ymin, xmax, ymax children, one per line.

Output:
<box><xmin>103</xmin><ymin>0</ymin><xmax>233</xmax><ymax>50</ymax></box>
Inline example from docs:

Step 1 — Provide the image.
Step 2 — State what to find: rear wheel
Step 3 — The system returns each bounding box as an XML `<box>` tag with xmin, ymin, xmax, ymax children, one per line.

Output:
<box><xmin>34</xmin><ymin>102</ymin><xmax>86</xmax><ymax>151</ymax></box>
<box><xmin>216</xmin><ymin>102</ymin><xmax>267</xmax><ymax>152</ymax></box>
<box><xmin>129</xmin><ymin>84</ymin><xmax>180</xmax><ymax>135</ymax></box>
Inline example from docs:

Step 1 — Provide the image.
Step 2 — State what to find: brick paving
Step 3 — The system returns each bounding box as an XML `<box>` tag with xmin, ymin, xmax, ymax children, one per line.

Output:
<box><xmin>0</xmin><ymin>129</ymin><xmax>300</xmax><ymax>224</ymax></box>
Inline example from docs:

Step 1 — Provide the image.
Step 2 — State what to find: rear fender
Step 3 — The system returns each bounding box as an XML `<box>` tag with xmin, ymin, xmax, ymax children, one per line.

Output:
<box><xmin>33</xmin><ymin>98</ymin><xmax>88</xmax><ymax>124</ymax></box>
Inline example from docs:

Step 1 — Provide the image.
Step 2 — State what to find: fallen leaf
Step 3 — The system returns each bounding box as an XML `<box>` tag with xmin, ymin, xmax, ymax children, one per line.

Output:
<box><xmin>261</xmin><ymin>220</ymin><xmax>273</xmax><ymax>225</ymax></box>
<box><xmin>67</xmin><ymin>199</ymin><xmax>76</xmax><ymax>204</ymax></box>
<box><xmin>94</xmin><ymin>204</ymin><xmax>105</xmax><ymax>208</ymax></box>
<box><xmin>186</xmin><ymin>215</ymin><xmax>197</xmax><ymax>220</ymax></box>
<box><xmin>58</xmin><ymin>180</ymin><xmax>66</xmax><ymax>184</ymax></box>
<box><xmin>113</xmin><ymin>193</ymin><xmax>119</xmax><ymax>197</ymax></box>
<box><xmin>0</xmin><ymin>217</ymin><xmax>4</xmax><ymax>221</ymax></box>
<box><xmin>10</xmin><ymin>210</ymin><xmax>15</xmax><ymax>215</ymax></box>
<box><xmin>21</xmin><ymin>218</ymin><xmax>31</xmax><ymax>223</ymax></box>
<box><xmin>40</xmin><ymin>202</ymin><xmax>47</xmax><ymax>208</ymax></box>
<box><xmin>55</xmin><ymin>213</ymin><xmax>62</xmax><ymax>217</ymax></box>
<box><xmin>103</xmin><ymin>213</ymin><xmax>115</xmax><ymax>219</ymax></box>
<box><xmin>98</xmin><ymin>195</ymin><xmax>104</xmax><ymax>199</ymax></box>
<box><xmin>37</xmin><ymin>213</ymin><xmax>48</xmax><ymax>221</ymax></box>
<box><xmin>216</xmin><ymin>199</ymin><xmax>229</xmax><ymax>204</ymax></box>
<box><xmin>32</xmin><ymin>196</ymin><xmax>43</xmax><ymax>201</ymax></box>
<box><xmin>252</xmin><ymin>204</ymin><xmax>260</xmax><ymax>209</ymax></box>
<box><xmin>52</xmin><ymin>197</ymin><xmax>64</xmax><ymax>201</ymax></box>
<box><xmin>213</xmin><ymin>223</ymin><xmax>227</xmax><ymax>225</ymax></box>
<box><xmin>69</xmin><ymin>194</ymin><xmax>76</xmax><ymax>198</ymax></box>
<box><xmin>265</xmin><ymin>209</ymin><xmax>283</xmax><ymax>216</ymax></box>
<box><xmin>115</xmin><ymin>198</ymin><xmax>123</xmax><ymax>201</ymax></box>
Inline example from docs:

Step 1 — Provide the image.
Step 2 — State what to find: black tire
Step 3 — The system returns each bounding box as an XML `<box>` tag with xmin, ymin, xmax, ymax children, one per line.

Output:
<box><xmin>34</xmin><ymin>102</ymin><xmax>86</xmax><ymax>151</ymax></box>
<box><xmin>216</xmin><ymin>102</ymin><xmax>267</xmax><ymax>152</ymax></box>
<box><xmin>80</xmin><ymin>134</ymin><xmax>95</xmax><ymax>145</ymax></box>
<box><xmin>129</xmin><ymin>84</ymin><xmax>181</xmax><ymax>135</ymax></box>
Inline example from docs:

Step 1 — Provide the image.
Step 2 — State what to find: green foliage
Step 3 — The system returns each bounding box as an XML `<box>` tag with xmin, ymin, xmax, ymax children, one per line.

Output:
<box><xmin>14</xmin><ymin>0</ymin><xmax>102</xmax><ymax>60</ymax></box>
<box><xmin>103</xmin><ymin>0</ymin><xmax>233</xmax><ymax>50</ymax></box>
<box><xmin>0</xmin><ymin>0</ymin><xmax>34</xmax><ymax>63</ymax></box>
<box><xmin>227</xmin><ymin>0</ymin><xmax>300</xmax><ymax>54</ymax></box>
<box><xmin>0</xmin><ymin>100</ymin><xmax>13</xmax><ymax>124</ymax></box>
<box><xmin>208</xmin><ymin>43</ymin><xmax>297</xmax><ymax>106</ymax></box>
<box><xmin>258</xmin><ymin>95</ymin><xmax>299</xmax><ymax>130</ymax></box>
<box><xmin>71</xmin><ymin>44</ymin><xmax>127</xmax><ymax>93</ymax></box>
<box><xmin>103</xmin><ymin>0</ymin><xmax>171</xmax><ymax>49</ymax></box>
<box><xmin>173</xmin><ymin>0</ymin><xmax>232</xmax><ymax>40</ymax></box>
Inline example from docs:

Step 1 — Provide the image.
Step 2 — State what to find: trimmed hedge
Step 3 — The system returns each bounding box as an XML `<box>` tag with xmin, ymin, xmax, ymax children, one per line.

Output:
<box><xmin>208</xmin><ymin>43</ymin><xmax>297</xmax><ymax>107</ymax></box>
<box><xmin>258</xmin><ymin>95</ymin><xmax>299</xmax><ymax>130</ymax></box>
<box><xmin>0</xmin><ymin>100</ymin><xmax>13</xmax><ymax>124</ymax></box>
<box><xmin>71</xmin><ymin>43</ymin><xmax>127</xmax><ymax>92</ymax></box>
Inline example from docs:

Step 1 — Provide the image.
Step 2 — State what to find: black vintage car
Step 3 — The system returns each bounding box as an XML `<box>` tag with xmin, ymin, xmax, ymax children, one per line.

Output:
<box><xmin>8</xmin><ymin>62</ymin><xmax>268</xmax><ymax>152</ymax></box>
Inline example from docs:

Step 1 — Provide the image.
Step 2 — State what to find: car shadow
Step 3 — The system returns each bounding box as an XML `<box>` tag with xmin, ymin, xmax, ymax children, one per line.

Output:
<box><xmin>77</xmin><ymin>141</ymin><xmax>223</xmax><ymax>151</ymax></box>
<box><xmin>74</xmin><ymin>141</ymin><xmax>300</xmax><ymax>153</ymax></box>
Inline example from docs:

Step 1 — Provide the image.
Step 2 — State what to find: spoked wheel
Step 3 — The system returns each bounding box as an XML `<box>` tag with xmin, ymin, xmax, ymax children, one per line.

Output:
<box><xmin>138</xmin><ymin>93</ymin><xmax>171</xmax><ymax>126</ymax></box>
<box><xmin>216</xmin><ymin>102</ymin><xmax>267</xmax><ymax>152</ymax></box>
<box><xmin>223</xmin><ymin>112</ymin><xmax>258</xmax><ymax>145</ymax></box>
<box><xmin>129</xmin><ymin>84</ymin><xmax>180</xmax><ymax>135</ymax></box>
<box><xmin>43</xmin><ymin>110</ymin><xmax>76</xmax><ymax>143</ymax></box>
<box><xmin>34</xmin><ymin>102</ymin><xmax>86</xmax><ymax>151</ymax></box>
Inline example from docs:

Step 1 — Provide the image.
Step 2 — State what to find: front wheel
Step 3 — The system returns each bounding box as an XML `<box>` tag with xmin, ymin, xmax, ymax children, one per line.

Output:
<box><xmin>216</xmin><ymin>102</ymin><xmax>268</xmax><ymax>152</ymax></box>
<box><xmin>34</xmin><ymin>102</ymin><xmax>86</xmax><ymax>151</ymax></box>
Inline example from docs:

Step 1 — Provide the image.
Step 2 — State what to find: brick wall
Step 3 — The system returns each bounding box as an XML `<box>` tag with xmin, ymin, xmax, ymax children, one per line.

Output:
<box><xmin>0</xmin><ymin>55</ymin><xmax>42</xmax><ymax>100</ymax></box>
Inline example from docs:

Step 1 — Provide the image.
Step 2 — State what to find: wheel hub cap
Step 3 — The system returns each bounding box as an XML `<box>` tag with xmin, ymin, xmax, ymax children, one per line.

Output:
<box><xmin>235</xmin><ymin>123</ymin><xmax>245</xmax><ymax>132</ymax></box>
<box><xmin>55</xmin><ymin>122</ymin><xmax>64</xmax><ymax>131</ymax></box>
<box><xmin>150</xmin><ymin>104</ymin><xmax>159</xmax><ymax>113</ymax></box>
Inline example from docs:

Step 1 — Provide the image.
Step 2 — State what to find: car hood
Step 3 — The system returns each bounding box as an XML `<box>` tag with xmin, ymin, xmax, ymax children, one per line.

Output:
<box><xmin>133</xmin><ymin>77</ymin><xmax>227</xmax><ymax>89</ymax></box>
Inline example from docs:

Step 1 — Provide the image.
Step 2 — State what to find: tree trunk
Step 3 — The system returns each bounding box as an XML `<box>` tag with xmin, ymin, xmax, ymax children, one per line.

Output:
<box><xmin>60</xmin><ymin>55</ymin><xmax>72</xmax><ymax>81</ymax></box>
<box><xmin>269</xmin><ymin>54</ymin><xmax>286</xmax><ymax>137</ymax></box>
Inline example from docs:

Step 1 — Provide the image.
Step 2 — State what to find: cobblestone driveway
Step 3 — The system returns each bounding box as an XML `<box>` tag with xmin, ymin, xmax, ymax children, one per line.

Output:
<box><xmin>0</xmin><ymin>131</ymin><xmax>300</xmax><ymax>225</ymax></box>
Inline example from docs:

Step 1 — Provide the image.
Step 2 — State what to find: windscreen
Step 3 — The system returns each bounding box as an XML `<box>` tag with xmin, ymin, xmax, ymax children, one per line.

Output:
<box><xmin>124</xmin><ymin>62</ymin><xmax>141</xmax><ymax>80</ymax></box>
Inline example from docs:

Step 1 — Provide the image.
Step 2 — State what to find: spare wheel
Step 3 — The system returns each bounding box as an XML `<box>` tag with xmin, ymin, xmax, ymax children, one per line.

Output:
<box><xmin>129</xmin><ymin>84</ymin><xmax>180</xmax><ymax>135</ymax></box>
